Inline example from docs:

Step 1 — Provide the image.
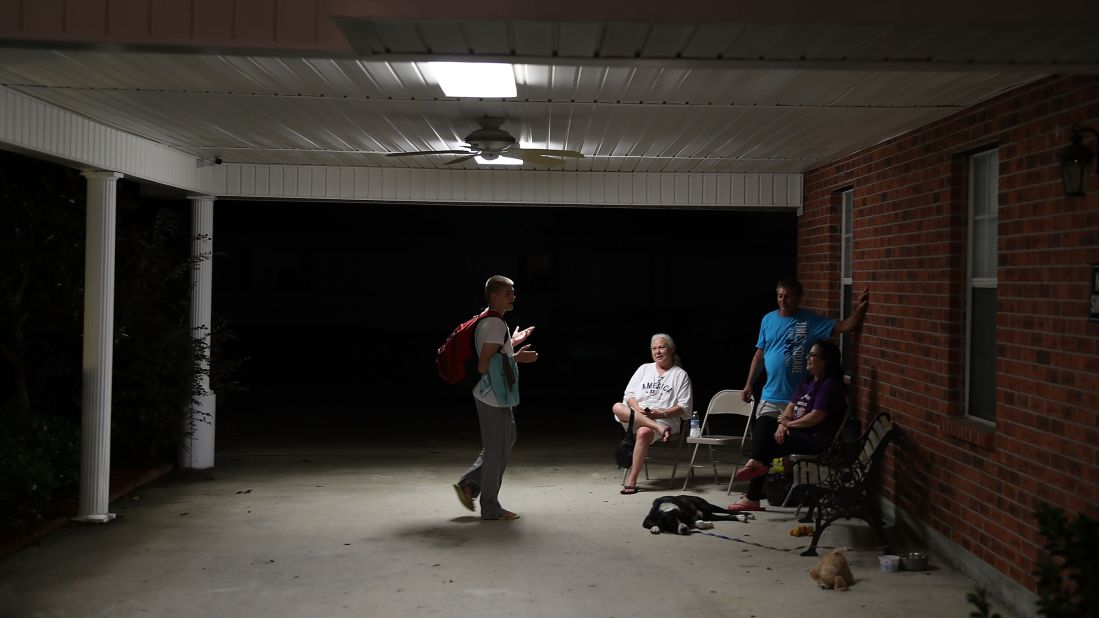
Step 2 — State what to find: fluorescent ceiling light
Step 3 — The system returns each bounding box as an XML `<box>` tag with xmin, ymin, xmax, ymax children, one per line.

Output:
<box><xmin>429</xmin><ymin>62</ymin><xmax>517</xmax><ymax>98</ymax></box>
<box><xmin>475</xmin><ymin>156</ymin><xmax>522</xmax><ymax>165</ymax></box>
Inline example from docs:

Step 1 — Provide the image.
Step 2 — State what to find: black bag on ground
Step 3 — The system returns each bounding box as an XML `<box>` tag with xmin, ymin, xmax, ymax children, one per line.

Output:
<box><xmin>615</xmin><ymin>409</ymin><xmax>636</xmax><ymax>468</ymax></box>
<box><xmin>765</xmin><ymin>472</ymin><xmax>804</xmax><ymax>507</ymax></box>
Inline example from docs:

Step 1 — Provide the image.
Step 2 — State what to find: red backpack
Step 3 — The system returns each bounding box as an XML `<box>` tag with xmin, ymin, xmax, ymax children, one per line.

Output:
<box><xmin>436</xmin><ymin>309</ymin><xmax>504</xmax><ymax>385</ymax></box>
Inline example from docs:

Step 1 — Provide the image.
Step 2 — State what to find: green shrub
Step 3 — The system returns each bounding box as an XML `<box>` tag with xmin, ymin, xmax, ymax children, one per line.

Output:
<box><xmin>110</xmin><ymin>196</ymin><xmax>196</xmax><ymax>466</ymax></box>
<box><xmin>0</xmin><ymin>150</ymin><xmax>235</xmax><ymax>527</ymax></box>
<box><xmin>0</xmin><ymin>415</ymin><xmax>79</xmax><ymax>531</ymax></box>
<box><xmin>1035</xmin><ymin>503</ymin><xmax>1097</xmax><ymax>617</ymax></box>
<box><xmin>0</xmin><ymin>153</ymin><xmax>85</xmax><ymax>422</ymax></box>
<box><xmin>966</xmin><ymin>587</ymin><xmax>1001</xmax><ymax>618</ymax></box>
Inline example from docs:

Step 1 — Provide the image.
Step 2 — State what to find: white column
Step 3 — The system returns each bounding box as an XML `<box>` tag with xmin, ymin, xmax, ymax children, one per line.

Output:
<box><xmin>75</xmin><ymin>170</ymin><xmax>122</xmax><ymax>523</ymax></box>
<box><xmin>180</xmin><ymin>196</ymin><xmax>217</xmax><ymax>469</ymax></box>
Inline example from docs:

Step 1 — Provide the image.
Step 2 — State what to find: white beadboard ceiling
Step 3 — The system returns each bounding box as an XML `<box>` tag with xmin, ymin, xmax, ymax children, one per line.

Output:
<box><xmin>0</xmin><ymin>16</ymin><xmax>1094</xmax><ymax>176</ymax></box>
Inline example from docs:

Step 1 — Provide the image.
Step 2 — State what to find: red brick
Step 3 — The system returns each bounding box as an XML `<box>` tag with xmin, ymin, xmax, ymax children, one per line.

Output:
<box><xmin>801</xmin><ymin>75</ymin><xmax>1099</xmax><ymax>593</ymax></box>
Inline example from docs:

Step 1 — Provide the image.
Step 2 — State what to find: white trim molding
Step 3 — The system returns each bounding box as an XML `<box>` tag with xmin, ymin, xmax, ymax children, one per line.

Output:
<box><xmin>209</xmin><ymin>164</ymin><xmax>803</xmax><ymax>209</ymax></box>
<box><xmin>0</xmin><ymin>85</ymin><xmax>208</xmax><ymax>193</ymax></box>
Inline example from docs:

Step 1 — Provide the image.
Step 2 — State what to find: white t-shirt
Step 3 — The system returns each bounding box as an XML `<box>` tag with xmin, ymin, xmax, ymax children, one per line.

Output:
<box><xmin>472</xmin><ymin>315</ymin><xmax>514</xmax><ymax>407</ymax></box>
<box><xmin>622</xmin><ymin>363</ymin><xmax>693</xmax><ymax>432</ymax></box>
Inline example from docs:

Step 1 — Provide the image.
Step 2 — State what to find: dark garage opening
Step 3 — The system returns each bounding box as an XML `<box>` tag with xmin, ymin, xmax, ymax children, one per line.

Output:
<box><xmin>212</xmin><ymin>202</ymin><xmax>797</xmax><ymax>444</ymax></box>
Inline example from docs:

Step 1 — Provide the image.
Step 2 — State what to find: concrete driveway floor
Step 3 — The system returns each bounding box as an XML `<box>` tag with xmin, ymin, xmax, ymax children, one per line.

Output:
<box><xmin>0</xmin><ymin>427</ymin><xmax>1020</xmax><ymax>618</ymax></box>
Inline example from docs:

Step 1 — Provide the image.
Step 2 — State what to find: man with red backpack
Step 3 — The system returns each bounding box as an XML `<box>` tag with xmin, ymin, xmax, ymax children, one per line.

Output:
<box><xmin>453</xmin><ymin>275</ymin><xmax>538</xmax><ymax>520</ymax></box>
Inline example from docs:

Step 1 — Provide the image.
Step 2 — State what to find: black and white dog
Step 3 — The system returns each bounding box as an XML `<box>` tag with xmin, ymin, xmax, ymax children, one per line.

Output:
<box><xmin>642</xmin><ymin>495</ymin><xmax>751</xmax><ymax>535</ymax></box>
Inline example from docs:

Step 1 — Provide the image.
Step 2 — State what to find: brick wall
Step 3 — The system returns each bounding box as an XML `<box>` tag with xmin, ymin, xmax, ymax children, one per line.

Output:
<box><xmin>800</xmin><ymin>75</ymin><xmax>1099</xmax><ymax>589</ymax></box>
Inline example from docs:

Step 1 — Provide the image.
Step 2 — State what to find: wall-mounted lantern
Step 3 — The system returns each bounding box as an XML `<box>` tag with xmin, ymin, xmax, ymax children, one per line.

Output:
<box><xmin>1060</xmin><ymin>125</ymin><xmax>1099</xmax><ymax>197</ymax></box>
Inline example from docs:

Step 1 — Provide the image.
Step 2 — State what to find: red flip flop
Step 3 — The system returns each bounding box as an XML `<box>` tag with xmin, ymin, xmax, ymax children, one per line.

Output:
<box><xmin>726</xmin><ymin>501</ymin><xmax>766</xmax><ymax>512</ymax></box>
<box><xmin>733</xmin><ymin>465</ymin><xmax>769</xmax><ymax>482</ymax></box>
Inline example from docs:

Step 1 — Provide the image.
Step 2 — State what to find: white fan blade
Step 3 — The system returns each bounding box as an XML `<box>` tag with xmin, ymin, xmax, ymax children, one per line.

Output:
<box><xmin>510</xmin><ymin>148</ymin><xmax>584</xmax><ymax>159</ymax></box>
<box><xmin>442</xmin><ymin>154</ymin><xmax>477</xmax><ymax>166</ymax></box>
<box><xmin>387</xmin><ymin>150</ymin><xmax>471</xmax><ymax>157</ymax></box>
<box><xmin>513</xmin><ymin>152</ymin><xmax>566</xmax><ymax>167</ymax></box>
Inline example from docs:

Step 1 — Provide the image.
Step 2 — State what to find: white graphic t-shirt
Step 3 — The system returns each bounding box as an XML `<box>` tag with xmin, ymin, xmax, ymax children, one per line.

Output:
<box><xmin>622</xmin><ymin>363</ymin><xmax>693</xmax><ymax>433</ymax></box>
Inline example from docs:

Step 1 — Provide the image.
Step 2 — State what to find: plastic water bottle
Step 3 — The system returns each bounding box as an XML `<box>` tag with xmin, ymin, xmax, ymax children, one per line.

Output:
<box><xmin>689</xmin><ymin>411</ymin><xmax>702</xmax><ymax>438</ymax></box>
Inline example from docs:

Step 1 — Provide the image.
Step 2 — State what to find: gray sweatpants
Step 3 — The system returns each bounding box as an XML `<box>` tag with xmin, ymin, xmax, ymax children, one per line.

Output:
<box><xmin>459</xmin><ymin>398</ymin><xmax>517</xmax><ymax>519</ymax></box>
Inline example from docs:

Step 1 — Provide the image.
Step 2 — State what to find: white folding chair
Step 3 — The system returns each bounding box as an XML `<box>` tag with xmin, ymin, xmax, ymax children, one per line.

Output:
<box><xmin>681</xmin><ymin>390</ymin><xmax>755</xmax><ymax>491</ymax></box>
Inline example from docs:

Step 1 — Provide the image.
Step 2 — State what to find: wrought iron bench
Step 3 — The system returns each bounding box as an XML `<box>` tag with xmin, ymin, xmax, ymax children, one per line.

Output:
<box><xmin>786</xmin><ymin>412</ymin><xmax>897</xmax><ymax>557</ymax></box>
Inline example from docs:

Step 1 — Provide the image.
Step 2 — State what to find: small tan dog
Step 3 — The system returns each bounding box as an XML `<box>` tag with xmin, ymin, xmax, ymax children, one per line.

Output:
<box><xmin>810</xmin><ymin>547</ymin><xmax>855</xmax><ymax>591</ymax></box>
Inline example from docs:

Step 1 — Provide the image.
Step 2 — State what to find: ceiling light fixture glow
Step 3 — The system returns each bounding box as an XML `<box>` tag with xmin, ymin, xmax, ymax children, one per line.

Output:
<box><xmin>429</xmin><ymin>62</ymin><xmax>517</xmax><ymax>98</ymax></box>
<box><xmin>475</xmin><ymin>155</ymin><xmax>522</xmax><ymax>165</ymax></box>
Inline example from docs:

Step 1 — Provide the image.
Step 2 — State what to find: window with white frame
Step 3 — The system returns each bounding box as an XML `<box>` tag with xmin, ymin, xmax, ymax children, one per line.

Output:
<box><xmin>967</xmin><ymin>149</ymin><xmax>998</xmax><ymax>421</ymax></box>
<box><xmin>840</xmin><ymin>189</ymin><xmax>854</xmax><ymax>362</ymax></box>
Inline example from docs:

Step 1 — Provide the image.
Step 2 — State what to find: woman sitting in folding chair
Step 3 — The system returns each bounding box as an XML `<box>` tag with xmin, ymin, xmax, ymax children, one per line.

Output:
<box><xmin>611</xmin><ymin>333</ymin><xmax>693</xmax><ymax>495</ymax></box>
<box><xmin>728</xmin><ymin>340</ymin><xmax>846</xmax><ymax>512</ymax></box>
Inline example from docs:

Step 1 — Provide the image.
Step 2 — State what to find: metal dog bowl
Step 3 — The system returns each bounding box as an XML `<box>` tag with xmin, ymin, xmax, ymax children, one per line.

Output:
<box><xmin>900</xmin><ymin>552</ymin><xmax>929</xmax><ymax>571</ymax></box>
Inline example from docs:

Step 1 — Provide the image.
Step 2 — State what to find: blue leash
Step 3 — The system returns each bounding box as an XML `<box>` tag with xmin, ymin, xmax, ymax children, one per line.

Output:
<box><xmin>693</xmin><ymin>529</ymin><xmax>807</xmax><ymax>552</ymax></box>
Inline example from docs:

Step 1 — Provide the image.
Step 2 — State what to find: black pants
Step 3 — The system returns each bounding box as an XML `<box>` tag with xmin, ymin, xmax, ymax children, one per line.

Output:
<box><xmin>746</xmin><ymin>415</ymin><xmax>826</xmax><ymax>502</ymax></box>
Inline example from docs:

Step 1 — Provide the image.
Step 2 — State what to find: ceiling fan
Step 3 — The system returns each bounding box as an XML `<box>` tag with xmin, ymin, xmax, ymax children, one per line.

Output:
<box><xmin>386</xmin><ymin>117</ymin><xmax>583</xmax><ymax>167</ymax></box>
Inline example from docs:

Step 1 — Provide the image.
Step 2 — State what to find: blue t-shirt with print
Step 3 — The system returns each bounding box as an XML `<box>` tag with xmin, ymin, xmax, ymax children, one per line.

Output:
<box><xmin>755</xmin><ymin>309</ymin><xmax>836</xmax><ymax>404</ymax></box>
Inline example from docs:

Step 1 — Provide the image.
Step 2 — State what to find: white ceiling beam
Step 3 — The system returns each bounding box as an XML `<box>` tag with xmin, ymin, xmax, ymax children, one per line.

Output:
<box><xmin>206</xmin><ymin>162</ymin><xmax>802</xmax><ymax>210</ymax></box>
<box><xmin>317</xmin><ymin>53</ymin><xmax>1099</xmax><ymax>75</ymax></box>
<box><xmin>0</xmin><ymin>84</ymin><xmax>208</xmax><ymax>193</ymax></box>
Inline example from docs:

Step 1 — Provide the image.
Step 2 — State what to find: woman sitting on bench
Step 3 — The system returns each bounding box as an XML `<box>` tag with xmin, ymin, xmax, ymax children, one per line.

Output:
<box><xmin>728</xmin><ymin>340</ymin><xmax>846</xmax><ymax>512</ymax></box>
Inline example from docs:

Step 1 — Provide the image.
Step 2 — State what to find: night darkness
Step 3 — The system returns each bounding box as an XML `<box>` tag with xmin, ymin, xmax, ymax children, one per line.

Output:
<box><xmin>212</xmin><ymin>202</ymin><xmax>796</xmax><ymax>443</ymax></box>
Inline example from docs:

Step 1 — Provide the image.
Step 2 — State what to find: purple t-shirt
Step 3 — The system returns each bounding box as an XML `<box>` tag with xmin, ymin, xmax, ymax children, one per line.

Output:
<box><xmin>789</xmin><ymin>376</ymin><xmax>846</xmax><ymax>445</ymax></box>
